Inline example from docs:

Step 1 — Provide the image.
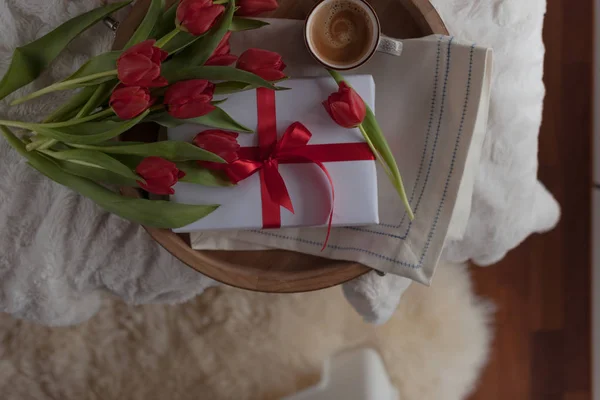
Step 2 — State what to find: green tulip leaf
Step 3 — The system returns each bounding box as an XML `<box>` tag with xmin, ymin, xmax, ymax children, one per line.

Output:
<box><xmin>124</xmin><ymin>0</ymin><xmax>165</xmax><ymax>49</ymax></box>
<box><xmin>165</xmin><ymin>0</ymin><xmax>235</xmax><ymax>70</ymax></box>
<box><xmin>148</xmin><ymin>107</ymin><xmax>253</xmax><ymax>133</ymax></box>
<box><xmin>212</xmin><ymin>98</ymin><xmax>228</xmax><ymax>105</ymax></box>
<box><xmin>162</xmin><ymin>31</ymin><xmax>208</xmax><ymax>55</ymax></box>
<box><xmin>10</xmin><ymin>69</ymin><xmax>117</xmax><ymax>106</ymax></box>
<box><xmin>177</xmin><ymin>162</ymin><xmax>234</xmax><ymax>187</ymax></box>
<box><xmin>44</xmin><ymin>86</ymin><xmax>98</xmax><ymax>123</ymax></box>
<box><xmin>43</xmin><ymin>148</ymin><xmax>141</xmax><ymax>181</ymax></box>
<box><xmin>0</xmin><ymin>1</ymin><xmax>131</xmax><ymax>101</ymax></box>
<box><xmin>163</xmin><ymin>66</ymin><xmax>278</xmax><ymax>90</ymax></box>
<box><xmin>64</xmin><ymin>52</ymin><xmax>120</xmax><ymax>82</ymax></box>
<box><xmin>214</xmin><ymin>81</ymin><xmax>253</xmax><ymax>95</ymax></box>
<box><xmin>34</xmin><ymin>111</ymin><xmax>149</xmax><ymax>145</ymax></box>
<box><xmin>230</xmin><ymin>17</ymin><xmax>269</xmax><ymax>31</ymax></box>
<box><xmin>71</xmin><ymin>76</ymin><xmax>117</xmax><ymax>88</ymax></box>
<box><xmin>70</xmin><ymin>141</ymin><xmax>225</xmax><ymax>162</ymax></box>
<box><xmin>57</xmin><ymin>158</ymin><xmax>140</xmax><ymax>187</ymax></box>
<box><xmin>151</xmin><ymin>1</ymin><xmax>178</xmax><ymax>38</ymax></box>
<box><xmin>148</xmin><ymin>1</ymin><xmax>206</xmax><ymax>54</ymax></box>
<box><xmin>82</xmin><ymin>141</ymin><xmax>146</xmax><ymax>147</ymax></box>
<box><xmin>193</xmin><ymin>106</ymin><xmax>253</xmax><ymax>133</ymax></box>
<box><xmin>76</xmin><ymin>81</ymin><xmax>117</xmax><ymax>118</ymax></box>
<box><xmin>105</xmin><ymin>153</ymin><xmax>144</xmax><ymax>168</ymax></box>
<box><xmin>1</xmin><ymin>126</ymin><xmax>219</xmax><ymax>229</ymax></box>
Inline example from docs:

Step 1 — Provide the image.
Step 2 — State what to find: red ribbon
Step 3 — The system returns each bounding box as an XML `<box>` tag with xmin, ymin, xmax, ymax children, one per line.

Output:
<box><xmin>227</xmin><ymin>88</ymin><xmax>375</xmax><ymax>249</ymax></box>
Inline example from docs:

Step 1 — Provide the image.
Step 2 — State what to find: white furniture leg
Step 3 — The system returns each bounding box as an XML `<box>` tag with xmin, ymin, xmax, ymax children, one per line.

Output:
<box><xmin>282</xmin><ymin>348</ymin><xmax>399</xmax><ymax>400</ymax></box>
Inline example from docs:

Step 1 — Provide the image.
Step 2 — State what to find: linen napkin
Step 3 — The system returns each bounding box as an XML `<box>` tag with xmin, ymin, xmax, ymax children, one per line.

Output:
<box><xmin>190</xmin><ymin>19</ymin><xmax>492</xmax><ymax>285</ymax></box>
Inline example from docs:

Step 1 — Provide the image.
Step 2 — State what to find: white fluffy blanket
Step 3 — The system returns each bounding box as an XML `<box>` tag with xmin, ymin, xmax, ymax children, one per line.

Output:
<box><xmin>0</xmin><ymin>0</ymin><xmax>559</xmax><ymax>326</ymax></box>
<box><xmin>0</xmin><ymin>262</ymin><xmax>493</xmax><ymax>400</ymax></box>
<box><xmin>436</xmin><ymin>0</ymin><xmax>560</xmax><ymax>265</ymax></box>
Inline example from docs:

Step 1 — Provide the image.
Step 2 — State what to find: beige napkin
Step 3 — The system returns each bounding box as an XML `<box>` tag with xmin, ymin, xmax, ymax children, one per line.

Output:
<box><xmin>190</xmin><ymin>19</ymin><xmax>492</xmax><ymax>285</ymax></box>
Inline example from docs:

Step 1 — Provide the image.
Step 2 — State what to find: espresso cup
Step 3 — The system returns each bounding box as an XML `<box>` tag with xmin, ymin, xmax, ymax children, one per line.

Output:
<box><xmin>304</xmin><ymin>0</ymin><xmax>403</xmax><ymax>70</ymax></box>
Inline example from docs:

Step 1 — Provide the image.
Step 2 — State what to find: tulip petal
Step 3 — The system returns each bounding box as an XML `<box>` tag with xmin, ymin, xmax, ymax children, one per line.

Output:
<box><xmin>178</xmin><ymin>0</ymin><xmax>225</xmax><ymax>36</ymax></box>
<box><xmin>329</xmin><ymin>101</ymin><xmax>359</xmax><ymax>128</ymax></box>
<box><xmin>236</xmin><ymin>0</ymin><xmax>278</xmax><ymax>16</ymax></box>
<box><xmin>169</xmin><ymin>102</ymin><xmax>216</xmax><ymax>119</ymax></box>
<box><xmin>205</xmin><ymin>54</ymin><xmax>238</xmax><ymax>66</ymax></box>
<box><xmin>148</xmin><ymin>76</ymin><xmax>169</xmax><ymax>88</ymax></box>
<box><xmin>136</xmin><ymin>156</ymin><xmax>184</xmax><ymax>195</ymax></box>
<box><xmin>254</xmin><ymin>68</ymin><xmax>286</xmax><ymax>81</ymax></box>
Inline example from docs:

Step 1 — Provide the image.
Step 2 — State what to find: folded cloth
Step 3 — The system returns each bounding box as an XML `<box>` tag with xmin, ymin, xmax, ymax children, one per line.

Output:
<box><xmin>189</xmin><ymin>20</ymin><xmax>493</xmax><ymax>285</ymax></box>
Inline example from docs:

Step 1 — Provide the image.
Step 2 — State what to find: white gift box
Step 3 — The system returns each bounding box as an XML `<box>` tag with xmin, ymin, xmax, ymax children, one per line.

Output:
<box><xmin>168</xmin><ymin>75</ymin><xmax>379</xmax><ymax>232</ymax></box>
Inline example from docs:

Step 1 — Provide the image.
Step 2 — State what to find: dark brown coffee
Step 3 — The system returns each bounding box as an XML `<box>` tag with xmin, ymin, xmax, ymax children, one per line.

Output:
<box><xmin>309</xmin><ymin>0</ymin><xmax>375</xmax><ymax>66</ymax></box>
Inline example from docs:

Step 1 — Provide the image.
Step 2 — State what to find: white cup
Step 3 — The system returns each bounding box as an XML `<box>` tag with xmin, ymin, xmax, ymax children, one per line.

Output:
<box><xmin>304</xmin><ymin>0</ymin><xmax>403</xmax><ymax>70</ymax></box>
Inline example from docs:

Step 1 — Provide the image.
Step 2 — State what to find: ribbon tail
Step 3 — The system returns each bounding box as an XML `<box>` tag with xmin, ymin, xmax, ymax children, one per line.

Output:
<box><xmin>312</xmin><ymin>160</ymin><xmax>334</xmax><ymax>251</ymax></box>
<box><xmin>260</xmin><ymin>168</ymin><xmax>282</xmax><ymax>228</ymax></box>
<box><xmin>263</xmin><ymin>163</ymin><xmax>294</xmax><ymax>214</ymax></box>
<box><xmin>278</xmin><ymin>152</ymin><xmax>335</xmax><ymax>250</ymax></box>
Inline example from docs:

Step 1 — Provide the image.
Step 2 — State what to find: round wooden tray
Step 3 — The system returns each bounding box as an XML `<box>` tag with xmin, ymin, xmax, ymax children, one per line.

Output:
<box><xmin>116</xmin><ymin>0</ymin><xmax>448</xmax><ymax>293</ymax></box>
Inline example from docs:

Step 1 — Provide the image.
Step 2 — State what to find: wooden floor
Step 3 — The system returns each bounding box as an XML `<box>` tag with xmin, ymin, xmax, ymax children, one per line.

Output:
<box><xmin>468</xmin><ymin>0</ymin><xmax>593</xmax><ymax>399</ymax></box>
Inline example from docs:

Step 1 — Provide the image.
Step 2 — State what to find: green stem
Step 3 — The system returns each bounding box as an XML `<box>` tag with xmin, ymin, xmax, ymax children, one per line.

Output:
<box><xmin>149</xmin><ymin>105</ymin><xmax>165</xmax><ymax>113</ymax></box>
<box><xmin>0</xmin><ymin>108</ymin><xmax>115</xmax><ymax>131</ymax></box>
<box><xmin>24</xmin><ymin>136</ymin><xmax>47</xmax><ymax>152</ymax></box>
<box><xmin>359</xmin><ymin>124</ymin><xmax>413</xmax><ymax>220</ymax></box>
<box><xmin>36</xmin><ymin>139</ymin><xmax>58</xmax><ymax>151</ymax></box>
<box><xmin>359</xmin><ymin>124</ymin><xmax>393</xmax><ymax>182</ymax></box>
<box><xmin>76</xmin><ymin>84</ymin><xmax>108</xmax><ymax>119</ymax></box>
<box><xmin>155</xmin><ymin>28</ymin><xmax>180</xmax><ymax>48</ymax></box>
<box><xmin>21</xmin><ymin>108</ymin><xmax>115</xmax><ymax>151</ymax></box>
<box><xmin>26</xmin><ymin>139</ymin><xmax>51</xmax><ymax>152</ymax></box>
<box><xmin>37</xmin><ymin>149</ymin><xmax>101</xmax><ymax>169</ymax></box>
<box><xmin>213</xmin><ymin>0</ymin><xmax>228</xmax><ymax>4</ymax></box>
<box><xmin>11</xmin><ymin>70</ymin><xmax>118</xmax><ymax>105</ymax></box>
<box><xmin>37</xmin><ymin>148</ymin><xmax>64</xmax><ymax>159</ymax></box>
<box><xmin>31</xmin><ymin>85</ymin><xmax>111</xmax><ymax>152</ymax></box>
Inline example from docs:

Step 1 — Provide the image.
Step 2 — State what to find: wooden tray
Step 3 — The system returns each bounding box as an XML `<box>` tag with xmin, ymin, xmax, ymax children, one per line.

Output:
<box><xmin>115</xmin><ymin>0</ymin><xmax>448</xmax><ymax>293</ymax></box>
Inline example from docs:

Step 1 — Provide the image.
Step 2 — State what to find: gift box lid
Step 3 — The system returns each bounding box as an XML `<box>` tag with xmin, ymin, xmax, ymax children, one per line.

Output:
<box><xmin>168</xmin><ymin>74</ymin><xmax>379</xmax><ymax>232</ymax></box>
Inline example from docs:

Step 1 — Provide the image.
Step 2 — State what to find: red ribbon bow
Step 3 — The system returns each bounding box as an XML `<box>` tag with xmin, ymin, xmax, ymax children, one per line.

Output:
<box><xmin>227</xmin><ymin>88</ymin><xmax>375</xmax><ymax>249</ymax></box>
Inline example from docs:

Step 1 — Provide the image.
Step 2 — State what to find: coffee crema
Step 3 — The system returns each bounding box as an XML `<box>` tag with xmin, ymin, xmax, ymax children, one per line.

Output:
<box><xmin>309</xmin><ymin>0</ymin><xmax>374</xmax><ymax>66</ymax></box>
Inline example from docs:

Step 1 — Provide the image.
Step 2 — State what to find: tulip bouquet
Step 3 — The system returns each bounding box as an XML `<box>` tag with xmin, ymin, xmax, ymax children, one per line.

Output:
<box><xmin>0</xmin><ymin>0</ymin><xmax>412</xmax><ymax>231</ymax></box>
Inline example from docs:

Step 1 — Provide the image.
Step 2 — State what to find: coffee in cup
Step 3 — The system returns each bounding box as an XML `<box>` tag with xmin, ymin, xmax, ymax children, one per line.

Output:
<box><xmin>308</xmin><ymin>0</ymin><xmax>375</xmax><ymax>67</ymax></box>
<box><xmin>305</xmin><ymin>0</ymin><xmax>404</xmax><ymax>70</ymax></box>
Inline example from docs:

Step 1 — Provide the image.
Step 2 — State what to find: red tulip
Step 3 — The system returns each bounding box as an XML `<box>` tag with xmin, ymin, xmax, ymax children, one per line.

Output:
<box><xmin>205</xmin><ymin>32</ymin><xmax>237</xmax><ymax>66</ymax></box>
<box><xmin>236</xmin><ymin>0</ymin><xmax>278</xmax><ymax>16</ymax></box>
<box><xmin>164</xmin><ymin>80</ymin><xmax>216</xmax><ymax>119</ymax></box>
<box><xmin>322</xmin><ymin>82</ymin><xmax>366</xmax><ymax>128</ymax></box>
<box><xmin>176</xmin><ymin>0</ymin><xmax>225</xmax><ymax>36</ymax></box>
<box><xmin>193</xmin><ymin>129</ymin><xmax>240</xmax><ymax>170</ymax></box>
<box><xmin>116</xmin><ymin>40</ymin><xmax>168</xmax><ymax>88</ymax></box>
<box><xmin>109</xmin><ymin>86</ymin><xmax>154</xmax><ymax>120</ymax></box>
<box><xmin>136</xmin><ymin>157</ymin><xmax>186</xmax><ymax>195</ymax></box>
<box><xmin>236</xmin><ymin>48</ymin><xmax>286</xmax><ymax>81</ymax></box>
